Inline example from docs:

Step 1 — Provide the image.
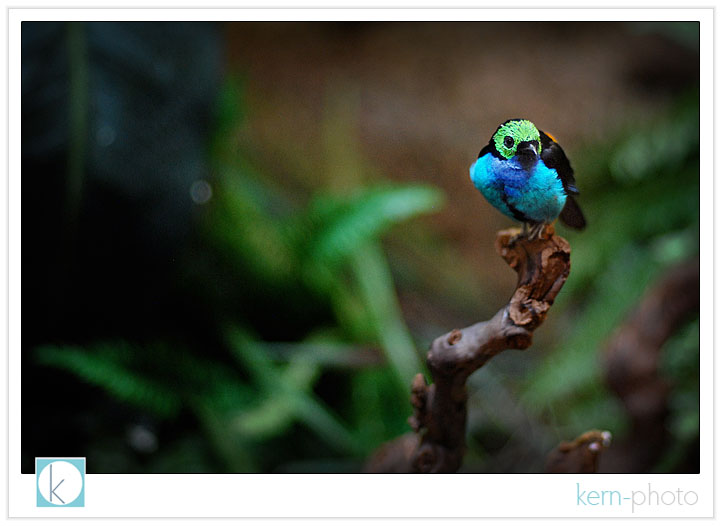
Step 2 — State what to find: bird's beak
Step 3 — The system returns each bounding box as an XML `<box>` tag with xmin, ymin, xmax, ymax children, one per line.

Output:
<box><xmin>516</xmin><ymin>140</ymin><xmax>539</xmax><ymax>158</ymax></box>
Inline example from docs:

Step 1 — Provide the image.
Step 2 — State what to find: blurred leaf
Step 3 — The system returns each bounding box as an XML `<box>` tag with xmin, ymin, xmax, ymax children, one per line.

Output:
<box><xmin>350</xmin><ymin>367</ymin><xmax>412</xmax><ymax>447</ymax></box>
<box><xmin>231</xmin><ymin>354</ymin><xmax>321</xmax><ymax>440</ymax></box>
<box><xmin>212</xmin><ymin>74</ymin><xmax>246</xmax><ymax>140</ymax></box>
<box><xmin>306</xmin><ymin>184</ymin><xmax>444</xmax><ymax>270</ymax></box>
<box><xmin>262</xmin><ymin>340</ymin><xmax>381</xmax><ymax>369</ymax></box>
<box><xmin>608</xmin><ymin>107</ymin><xmax>697</xmax><ymax>184</ymax></box>
<box><xmin>36</xmin><ymin>343</ymin><xmax>181</xmax><ymax>418</ymax></box>
<box><xmin>351</xmin><ymin>242</ymin><xmax>426</xmax><ymax>393</ymax></box>
<box><xmin>233</xmin><ymin>394</ymin><xmax>296</xmax><ymax>439</ymax></box>
<box><xmin>659</xmin><ymin>316</ymin><xmax>699</xmax><ymax>471</ymax></box>
<box><xmin>629</xmin><ymin>21</ymin><xmax>700</xmax><ymax>51</ymax></box>
<box><xmin>522</xmin><ymin>243</ymin><xmax>665</xmax><ymax>410</ymax></box>
<box><xmin>192</xmin><ymin>398</ymin><xmax>258</xmax><ymax>473</ymax></box>
<box><xmin>208</xmin><ymin>173</ymin><xmax>297</xmax><ymax>287</ymax></box>
<box><xmin>225</xmin><ymin>326</ymin><xmax>364</xmax><ymax>454</ymax></box>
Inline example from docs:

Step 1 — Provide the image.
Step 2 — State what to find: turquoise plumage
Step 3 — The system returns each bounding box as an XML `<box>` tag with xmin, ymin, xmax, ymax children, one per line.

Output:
<box><xmin>470</xmin><ymin>153</ymin><xmax>566</xmax><ymax>223</ymax></box>
<box><xmin>470</xmin><ymin>119</ymin><xmax>585</xmax><ymax>238</ymax></box>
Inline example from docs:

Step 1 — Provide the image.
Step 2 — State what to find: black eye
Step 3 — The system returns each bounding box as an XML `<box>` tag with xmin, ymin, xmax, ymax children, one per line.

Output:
<box><xmin>503</xmin><ymin>136</ymin><xmax>514</xmax><ymax>148</ymax></box>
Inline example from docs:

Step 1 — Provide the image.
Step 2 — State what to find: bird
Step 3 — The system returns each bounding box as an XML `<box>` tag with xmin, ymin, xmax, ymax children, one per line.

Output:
<box><xmin>469</xmin><ymin>118</ymin><xmax>586</xmax><ymax>239</ymax></box>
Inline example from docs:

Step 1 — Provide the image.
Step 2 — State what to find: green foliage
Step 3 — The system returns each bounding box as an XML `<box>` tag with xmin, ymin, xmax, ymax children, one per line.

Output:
<box><xmin>225</xmin><ymin>325</ymin><xmax>363</xmax><ymax>454</ymax></box>
<box><xmin>655</xmin><ymin>317</ymin><xmax>700</xmax><ymax>472</ymax></box>
<box><xmin>36</xmin><ymin>343</ymin><xmax>182</xmax><ymax>419</ymax></box>
<box><xmin>34</xmin><ymin>75</ymin><xmax>443</xmax><ymax>472</ymax></box>
<box><xmin>32</xmin><ymin>71</ymin><xmax>699</xmax><ymax>474</ymax></box>
<box><xmin>515</xmin><ymin>91</ymin><xmax>699</xmax><ymax>462</ymax></box>
<box><xmin>304</xmin><ymin>185</ymin><xmax>443</xmax><ymax>272</ymax></box>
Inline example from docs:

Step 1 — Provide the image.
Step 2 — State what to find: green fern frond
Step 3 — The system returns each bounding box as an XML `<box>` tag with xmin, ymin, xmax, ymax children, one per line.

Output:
<box><xmin>36</xmin><ymin>343</ymin><xmax>181</xmax><ymax>418</ymax></box>
<box><xmin>305</xmin><ymin>184</ymin><xmax>444</xmax><ymax>269</ymax></box>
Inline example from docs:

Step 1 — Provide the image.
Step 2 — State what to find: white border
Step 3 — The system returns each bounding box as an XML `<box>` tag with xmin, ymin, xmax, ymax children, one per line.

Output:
<box><xmin>8</xmin><ymin>7</ymin><xmax>712</xmax><ymax>22</ymax></box>
<box><xmin>6</xmin><ymin>6</ymin><xmax>714</xmax><ymax>520</ymax></box>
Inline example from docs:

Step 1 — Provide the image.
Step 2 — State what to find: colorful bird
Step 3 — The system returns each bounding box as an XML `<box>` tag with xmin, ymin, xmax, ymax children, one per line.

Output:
<box><xmin>470</xmin><ymin>119</ymin><xmax>586</xmax><ymax>239</ymax></box>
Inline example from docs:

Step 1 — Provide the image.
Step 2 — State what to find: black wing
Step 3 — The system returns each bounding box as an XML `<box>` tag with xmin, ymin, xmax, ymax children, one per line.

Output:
<box><xmin>540</xmin><ymin>130</ymin><xmax>578</xmax><ymax>195</ymax></box>
<box><xmin>539</xmin><ymin>130</ymin><xmax>586</xmax><ymax>230</ymax></box>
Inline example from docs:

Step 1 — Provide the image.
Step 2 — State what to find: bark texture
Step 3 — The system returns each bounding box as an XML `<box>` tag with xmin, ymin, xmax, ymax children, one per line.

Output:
<box><xmin>365</xmin><ymin>225</ymin><xmax>572</xmax><ymax>473</ymax></box>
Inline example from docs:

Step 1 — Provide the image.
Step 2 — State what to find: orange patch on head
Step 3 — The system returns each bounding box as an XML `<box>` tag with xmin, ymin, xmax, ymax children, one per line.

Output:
<box><xmin>545</xmin><ymin>131</ymin><xmax>558</xmax><ymax>143</ymax></box>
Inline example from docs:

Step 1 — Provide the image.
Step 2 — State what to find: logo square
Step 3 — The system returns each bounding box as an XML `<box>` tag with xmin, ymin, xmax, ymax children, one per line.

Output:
<box><xmin>36</xmin><ymin>457</ymin><xmax>85</xmax><ymax>507</ymax></box>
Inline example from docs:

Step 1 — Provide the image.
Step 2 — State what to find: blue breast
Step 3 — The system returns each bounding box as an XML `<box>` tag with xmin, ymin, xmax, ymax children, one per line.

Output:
<box><xmin>470</xmin><ymin>153</ymin><xmax>567</xmax><ymax>224</ymax></box>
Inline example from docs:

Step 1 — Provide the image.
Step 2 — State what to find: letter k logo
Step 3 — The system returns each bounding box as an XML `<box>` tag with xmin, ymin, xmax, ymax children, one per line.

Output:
<box><xmin>36</xmin><ymin>458</ymin><xmax>85</xmax><ymax>507</ymax></box>
<box><xmin>48</xmin><ymin>464</ymin><xmax>65</xmax><ymax>504</ymax></box>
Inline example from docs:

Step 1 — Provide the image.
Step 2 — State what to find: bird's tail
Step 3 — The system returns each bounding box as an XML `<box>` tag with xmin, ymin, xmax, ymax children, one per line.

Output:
<box><xmin>560</xmin><ymin>196</ymin><xmax>586</xmax><ymax>230</ymax></box>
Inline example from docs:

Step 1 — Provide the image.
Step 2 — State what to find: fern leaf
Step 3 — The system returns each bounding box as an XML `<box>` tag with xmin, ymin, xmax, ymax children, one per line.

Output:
<box><xmin>35</xmin><ymin>343</ymin><xmax>182</xmax><ymax>418</ymax></box>
<box><xmin>306</xmin><ymin>184</ymin><xmax>444</xmax><ymax>269</ymax></box>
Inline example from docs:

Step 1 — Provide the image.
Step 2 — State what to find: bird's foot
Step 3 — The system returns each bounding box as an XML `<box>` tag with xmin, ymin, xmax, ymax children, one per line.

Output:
<box><xmin>528</xmin><ymin>222</ymin><xmax>547</xmax><ymax>240</ymax></box>
<box><xmin>508</xmin><ymin>225</ymin><xmax>526</xmax><ymax>244</ymax></box>
<box><xmin>508</xmin><ymin>223</ymin><xmax>553</xmax><ymax>244</ymax></box>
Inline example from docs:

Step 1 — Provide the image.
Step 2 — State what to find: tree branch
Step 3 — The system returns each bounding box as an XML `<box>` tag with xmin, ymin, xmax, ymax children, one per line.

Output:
<box><xmin>365</xmin><ymin>224</ymin><xmax>571</xmax><ymax>473</ymax></box>
<box><xmin>545</xmin><ymin>429</ymin><xmax>612</xmax><ymax>473</ymax></box>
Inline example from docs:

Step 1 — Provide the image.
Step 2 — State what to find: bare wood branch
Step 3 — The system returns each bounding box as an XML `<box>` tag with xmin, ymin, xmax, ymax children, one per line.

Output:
<box><xmin>365</xmin><ymin>224</ymin><xmax>571</xmax><ymax>473</ymax></box>
<box><xmin>545</xmin><ymin>429</ymin><xmax>612</xmax><ymax>474</ymax></box>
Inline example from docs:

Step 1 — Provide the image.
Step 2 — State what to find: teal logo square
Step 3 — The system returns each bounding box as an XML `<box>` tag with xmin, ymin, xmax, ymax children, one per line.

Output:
<box><xmin>36</xmin><ymin>458</ymin><xmax>85</xmax><ymax>507</ymax></box>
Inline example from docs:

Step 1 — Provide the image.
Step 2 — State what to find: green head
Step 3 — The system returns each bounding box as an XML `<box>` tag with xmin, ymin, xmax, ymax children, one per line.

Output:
<box><xmin>492</xmin><ymin>119</ymin><xmax>542</xmax><ymax>160</ymax></box>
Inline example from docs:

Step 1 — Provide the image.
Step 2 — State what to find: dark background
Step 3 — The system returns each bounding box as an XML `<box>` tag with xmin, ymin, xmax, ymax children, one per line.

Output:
<box><xmin>22</xmin><ymin>21</ymin><xmax>700</xmax><ymax>473</ymax></box>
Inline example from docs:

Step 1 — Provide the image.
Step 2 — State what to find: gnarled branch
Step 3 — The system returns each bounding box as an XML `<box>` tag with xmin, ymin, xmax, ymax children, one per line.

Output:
<box><xmin>545</xmin><ymin>429</ymin><xmax>612</xmax><ymax>473</ymax></box>
<box><xmin>365</xmin><ymin>224</ymin><xmax>571</xmax><ymax>473</ymax></box>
